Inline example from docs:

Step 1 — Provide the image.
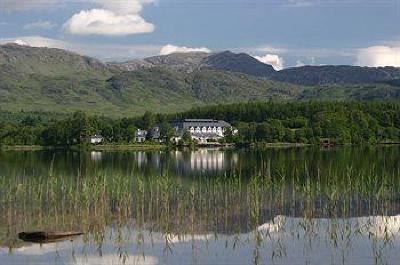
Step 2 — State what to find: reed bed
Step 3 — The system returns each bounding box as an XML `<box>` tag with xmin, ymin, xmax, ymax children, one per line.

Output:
<box><xmin>1</xmin><ymin>163</ymin><xmax>400</xmax><ymax>263</ymax></box>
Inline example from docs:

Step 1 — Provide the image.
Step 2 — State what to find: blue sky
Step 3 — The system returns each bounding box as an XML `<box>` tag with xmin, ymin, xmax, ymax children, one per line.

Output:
<box><xmin>1</xmin><ymin>0</ymin><xmax>400</xmax><ymax>69</ymax></box>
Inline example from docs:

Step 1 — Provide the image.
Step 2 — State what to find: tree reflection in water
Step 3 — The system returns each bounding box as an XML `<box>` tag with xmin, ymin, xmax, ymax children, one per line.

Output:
<box><xmin>0</xmin><ymin>147</ymin><xmax>400</xmax><ymax>264</ymax></box>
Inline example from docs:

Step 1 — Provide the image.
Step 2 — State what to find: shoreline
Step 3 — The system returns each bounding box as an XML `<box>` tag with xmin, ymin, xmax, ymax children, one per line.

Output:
<box><xmin>89</xmin><ymin>144</ymin><xmax>167</xmax><ymax>151</ymax></box>
<box><xmin>0</xmin><ymin>144</ymin><xmax>167</xmax><ymax>152</ymax></box>
<box><xmin>1</xmin><ymin>142</ymin><xmax>399</xmax><ymax>152</ymax></box>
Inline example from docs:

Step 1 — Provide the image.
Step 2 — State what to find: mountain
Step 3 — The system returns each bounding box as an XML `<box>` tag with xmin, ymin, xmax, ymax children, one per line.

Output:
<box><xmin>113</xmin><ymin>52</ymin><xmax>210</xmax><ymax>72</ymax></box>
<box><xmin>0</xmin><ymin>44</ymin><xmax>303</xmax><ymax>117</ymax></box>
<box><xmin>272</xmin><ymin>65</ymin><xmax>400</xmax><ymax>86</ymax></box>
<box><xmin>1</xmin><ymin>44</ymin><xmax>400</xmax><ymax>117</ymax></box>
<box><xmin>112</xmin><ymin>50</ymin><xmax>276</xmax><ymax>77</ymax></box>
<box><xmin>0</xmin><ymin>43</ymin><xmax>109</xmax><ymax>76</ymax></box>
<box><xmin>199</xmin><ymin>51</ymin><xmax>275</xmax><ymax>77</ymax></box>
<box><xmin>145</xmin><ymin>52</ymin><xmax>210</xmax><ymax>72</ymax></box>
<box><xmin>114</xmin><ymin>50</ymin><xmax>400</xmax><ymax>86</ymax></box>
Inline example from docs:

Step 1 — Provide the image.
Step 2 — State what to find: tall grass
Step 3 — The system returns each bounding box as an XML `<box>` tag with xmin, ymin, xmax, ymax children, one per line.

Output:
<box><xmin>0</xmin><ymin>163</ymin><xmax>399</xmax><ymax>263</ymax></box>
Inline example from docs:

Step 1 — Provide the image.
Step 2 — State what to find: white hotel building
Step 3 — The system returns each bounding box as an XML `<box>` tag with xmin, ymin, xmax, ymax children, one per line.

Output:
<box><xmin>171</xmin><ymin>119</ymin><xmax>235</xmax><ymax>144</ymax></box>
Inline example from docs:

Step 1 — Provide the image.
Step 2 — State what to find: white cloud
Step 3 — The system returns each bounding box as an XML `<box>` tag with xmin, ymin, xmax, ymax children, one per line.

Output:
<box><xmin>356</xmin><ymin>46</ymin><xmax>400</xmax><ymax>67</ymax></box>
<box><xmin>0</xmin><ymin>36</ymin><xmax>162</xmax><ymax>61</ymax></box>
<box><xmin>13</xmin><ymin>39</ymin><xmax>29</xmax><ymax>46</ymax></box>
<box><xmin>159</xmin><ymin>44</ymin><xmax>211</xmax><ymax>55</ymax></box>
<box><xmin>24</xmin><ymin>20</ymin><xmax>56</xmax><ymax>30</ymax></box>
<box><xmin>64</xmin><ymin>9</ymin><xmax>154</xmax><ymax>36</ymax></box>
<box><xmin>254</xmin><ymin>54</ymin><xmax>284</xmax><ymax>71</ymax></box>
<box><xmin>64</xmin><ymin>0</ymin><xmax>156</xmax><ymax>36</ymax></box>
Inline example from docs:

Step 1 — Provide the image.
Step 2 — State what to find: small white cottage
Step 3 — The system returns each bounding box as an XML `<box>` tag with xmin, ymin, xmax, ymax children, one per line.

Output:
<box><xmin>85</xmin><ymin>135</ymin><xmax>104</xmax><ymax>144</ymax></box>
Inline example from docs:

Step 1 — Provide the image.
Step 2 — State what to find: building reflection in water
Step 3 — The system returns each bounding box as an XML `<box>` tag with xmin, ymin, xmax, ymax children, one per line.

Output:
<box><xmin>175</xmin><ymin>149</ymin><xmax>238</xmax><ymax>176</ymax></box>
<box><xmin>191</xmin><ymin>149</ymin><xmax>225</xmax><ymax>172</ymax></box>
<box><xmin>136</xmin><ymin>151</ymin><xmax>147</xmax><ymax>169</ymax></box>
<box><xmin>90</xmin><ymin>151</ymin><xmax>103</xmax><ymax>162</ymax></box>
<box><xmin>88</xmin><ymin>149</ymin><xmax>238</xmax><ymax>176</ymax></box>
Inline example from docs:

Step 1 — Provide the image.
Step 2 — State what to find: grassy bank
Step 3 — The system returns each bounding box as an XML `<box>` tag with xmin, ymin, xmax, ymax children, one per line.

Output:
<box><xmin>0</xmin><ymin>145</ymin><xmax>59</xmax><ymax>151</ymax></box>
<box><xmin>248</xmin><ymin>142</ymin><xmax>312</xmax><ymax>148</ymax></box>
<box><xmin>0</xmin><ymin>143</ymin><xmax>167</xmax><ymax>152</ymax></box>
<box><xmin>90</xmin><ymin>143</ymin><xmax>167</xmax><ymax>151</ymax></box>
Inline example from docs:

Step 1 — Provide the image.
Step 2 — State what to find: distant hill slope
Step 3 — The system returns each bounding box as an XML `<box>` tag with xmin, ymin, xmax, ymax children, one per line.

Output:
<box><xmin>113</xmin><ymin>52</ymin><xmax>210</xmax><ymax>72</ymax></box>
<box><xmin>1</xmin><ymin>44</ymin><xmax>400</xmax><ymax>117</ymax></box>
<box><xmin>0</xmin><ymin>44</ymin><xmax>303</xmax><ymax>116</ymax></box>
<box><xmin>0</xmin><ymin>44</ymin><xmax>109</xmax><ymax>76</ymax></box>
<box><xmin>112</xmin><ymin>50</ymin><xmax>276</xmax><ymax>77</ymax></box>
<box><xmin>272</xmin><ymin>65</ymin><xmax>400</xmax><ymax>86</ymax></box>
<box><xmin>114</xmin><ymin>50</ymin><xmax>400</xmax><ymax>86</ymax></box>
<box><xmin>199</xmin><ymin>51</ymin><xmax>275</xmax><ymax>77</ymax></box>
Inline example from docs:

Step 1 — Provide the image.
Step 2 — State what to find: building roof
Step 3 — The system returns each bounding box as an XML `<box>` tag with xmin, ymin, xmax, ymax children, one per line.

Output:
<box><xmin>173</xmin><ymin>119</ymin><xmax>231</xmax><ymax>128</ymax></box>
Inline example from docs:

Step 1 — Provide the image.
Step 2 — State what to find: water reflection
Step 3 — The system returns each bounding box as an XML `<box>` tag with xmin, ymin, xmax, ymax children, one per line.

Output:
<box><xmin>0</xmin><ymin>146</ymin><xmax>400</xmax><ymax>264</ymax></box>
<box><xmin>0</xmin><ymin>148</ymin><xmax>242</xmax><ymax>177</ymax></box>
<box><xmin>90</xmin><ymin>151</ymin><xmax>103</xmax><ymax>162</ymax></box>
<box><xmin>174</xmin><ymin>149</ymin><xmax>238</xmax><ymax>175</ymax></box>
<box><xmin>2</xmin><ymin>215</ymin><xmax>400</xmax><ymax>265</ymax></box>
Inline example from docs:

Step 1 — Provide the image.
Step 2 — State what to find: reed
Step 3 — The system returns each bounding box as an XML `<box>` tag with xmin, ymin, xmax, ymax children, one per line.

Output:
<box><xmin>0</xmin><ymin>163</ymin><xmax>399</xmax><ymax>264</ymax></box>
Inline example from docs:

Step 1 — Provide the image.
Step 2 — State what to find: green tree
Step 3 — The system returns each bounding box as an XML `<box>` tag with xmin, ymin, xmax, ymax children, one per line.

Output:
<box><xmin>181</xmin><ymin>129</ymin><xmax>192</xmax><ymax>144</ymax></box>
<box><xmin>223</xmin><ymin>127</ymin><xmax>234</xmax><ymax>143</ymax></box>
<box><xmin>140</xmin><ymin>111</ymin><xmax>156</xmax><ymax>130</ymax></box>
<box><xmin>160</xmin><ymin>121</ymin><xmax>174</xmax><ymax>144</ymax></box>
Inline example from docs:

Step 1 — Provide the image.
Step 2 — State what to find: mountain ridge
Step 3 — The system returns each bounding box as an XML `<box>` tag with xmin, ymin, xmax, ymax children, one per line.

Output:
<box><xmin>1</xmin><ymin>43</ymin><xmax>400</xmax><ymax>117</ymax></box>
<box><xmin>112</xmin><ymin>49</ymin><xmax>400</xmax><ymax>86</ymax></box>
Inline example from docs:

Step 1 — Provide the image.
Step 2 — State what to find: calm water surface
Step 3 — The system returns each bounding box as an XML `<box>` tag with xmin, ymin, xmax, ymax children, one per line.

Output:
<box><xmin>1</xmin><ymin>146</ymin><xmax>400</xmax><ymax>265</ymax></box>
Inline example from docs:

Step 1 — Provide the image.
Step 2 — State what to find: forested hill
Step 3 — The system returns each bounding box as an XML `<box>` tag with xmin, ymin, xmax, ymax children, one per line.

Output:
<box><xmin>1</xmin><ymin>102</ymin><xmax>399</xmax><ymax>146</ymax></box>
<box><xmin>1</xmin><ymin>44</ymin><xmax>400</xmax><ymax>117</ymax></box>
<box><xmin>175</xmin><ymin>101</ymin><xmax>400</xmax><ymax>144</ymax></box>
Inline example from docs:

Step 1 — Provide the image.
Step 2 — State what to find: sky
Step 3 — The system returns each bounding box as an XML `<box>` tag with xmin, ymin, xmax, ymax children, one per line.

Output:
<box><xmin>1</xmin><ymin>0</ymin><xmax>400</xmax><ymax>69</ymax></box>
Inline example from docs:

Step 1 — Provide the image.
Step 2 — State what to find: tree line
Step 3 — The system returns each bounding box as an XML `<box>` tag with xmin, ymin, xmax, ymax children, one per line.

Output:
<box><xmin>0</xmin><ymin>101</ymin><xmax>399</xmax><ymax>146</ymax></box>
<box><xmin>175</xmin><ymin>101</ymin><xmax>400</xmax><ymax>144</ymax></box>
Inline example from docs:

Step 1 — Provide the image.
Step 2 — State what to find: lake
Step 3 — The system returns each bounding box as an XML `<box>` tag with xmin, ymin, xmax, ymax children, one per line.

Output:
<box><xmin>1</xmin><ymin>146</ymin><xmax>400</xmax><ymax>265</ymax></box>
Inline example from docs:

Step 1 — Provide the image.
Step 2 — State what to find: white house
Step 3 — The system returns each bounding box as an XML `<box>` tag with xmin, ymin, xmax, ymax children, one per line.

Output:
<box><xmin>85</xmin><ymin>135</ymin><xmax>103</xmax><ymax>144</ymax></box>
<box><xmin>135</xmin><ymin>129</ymin><xmax>147</xmax><ymax>143</ymax></box>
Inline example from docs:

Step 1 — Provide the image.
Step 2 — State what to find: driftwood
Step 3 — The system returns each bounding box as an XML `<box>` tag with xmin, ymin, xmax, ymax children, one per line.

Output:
<box><xmin>18</xmin><ymin>231</ymin><xmax>84</xmax><ymax>243</ymax></box>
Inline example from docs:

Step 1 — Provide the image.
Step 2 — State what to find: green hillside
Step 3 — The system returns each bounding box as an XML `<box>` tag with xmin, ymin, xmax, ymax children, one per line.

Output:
<box><xmin>1</xmin><ymin>44</ymin><xmax>400</xmax><ymax>117</ymax></box>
